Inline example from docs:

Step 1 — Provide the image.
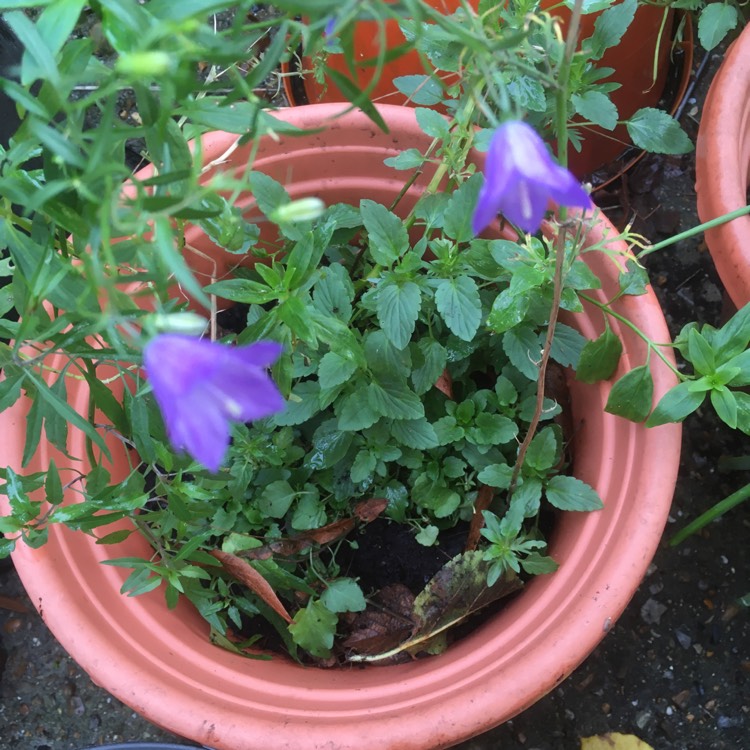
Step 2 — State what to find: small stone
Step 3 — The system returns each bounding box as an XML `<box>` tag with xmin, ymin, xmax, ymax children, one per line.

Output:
<box><xmin>641</xmin><ymin>598</ymin><xmax>668</xmax><ymax>624</ymax></box>
<box><xmin>649</xmin><ymin>582</ymin><xmax>664</xmax><ymax>595</ymax></box>
<box><xmin>672</xmin><ymin>689</ymin><xmax>692</xmax><ymax>708</ymax></box>
<box><xmin>602</xmin><ymin>703</ymin><xmax>611</xmax><ymax>714</ymax></box>
<box><xmin>3</xmin><ymin>618</ymin><xmax>23</xmax><ymax>634</ymax></box>
<box><xmin>717</xmin><ymin>715</ymin><xmax>743</xmax><ymax>729</ymax></box>
<box><xmin>674</xmin><ymin>628</ymin><xmax>692</xmax><ymax>649</ymax></box>
<box><xmin>635</xmin><ymin>709</ymin><xmax>653</xmax><ymax>729</ymax></box>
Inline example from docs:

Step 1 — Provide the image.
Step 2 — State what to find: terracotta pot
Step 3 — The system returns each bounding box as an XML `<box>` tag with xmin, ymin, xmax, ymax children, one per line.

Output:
<box><xmin>283</xmin><ymin>1</ymin><xmax>676</xmax><ymax>177</ymax></box>
<box><xmin>2</xmin><ymin>104</ymin><xmax>681</xmax><ymax>750</ymax></box>
<box><xmin>695</xmin><ymin>24</ymin><xmax>750</xmax><ymax>308</ymax></box>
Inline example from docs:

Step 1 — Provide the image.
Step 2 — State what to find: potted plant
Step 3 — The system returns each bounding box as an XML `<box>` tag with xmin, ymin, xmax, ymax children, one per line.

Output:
<box><xmin>0</xmin><ymin>1</ymin><xmax>746</xmax><ymax>748</ymax></box>
<box><xmin>281</xmin><ymin>0</ymin><xmax>693</xmax><ymax>178</ymax></box>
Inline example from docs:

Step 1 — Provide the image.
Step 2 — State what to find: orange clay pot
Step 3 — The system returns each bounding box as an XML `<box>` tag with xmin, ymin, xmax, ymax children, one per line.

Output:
<box><xmin>1</xmin><ymin>104</ymin><xmax>681</xmax><ymax>750</ymax></box>
<box><xmin>283</xmin><ymin>1</ymin><xmax>676</xmax><ymax>178</ymax></box>
<box><xmin>695</xmin><ymin>24</ymin><xmax>750</xmax><ymax>308</ymax></box>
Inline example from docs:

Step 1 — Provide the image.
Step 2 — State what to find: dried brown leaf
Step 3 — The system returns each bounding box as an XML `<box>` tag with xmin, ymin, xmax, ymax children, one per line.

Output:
<box><xmin>354</xmin><ymin>497</ymin><xmax>388</xmax><ymax>522</ymax></box>
<box><xmin>209</xmin><ymin>549</ymin><xmax>292</xmax><ymax>623</ymax></box>
<box><xmin>465</xmin><ymin>484</ymin><xmax>494</xmax><ymax>551</ymax></box>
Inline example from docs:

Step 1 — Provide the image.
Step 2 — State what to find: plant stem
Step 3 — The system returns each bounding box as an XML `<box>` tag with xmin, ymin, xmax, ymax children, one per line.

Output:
<box><xmin>638</xmin><ymin>204</ymin><xmax>750</xmax><ymax>258</ymax></box>
<box><xmin>508</xmin><ymin>225</ymin><xmax>568</xmax><ymax>498</ymax></box>
<box><xmin>670</xmin><ymin>481</ymin><xmax>750</xmax><ymax>546</ymax></box>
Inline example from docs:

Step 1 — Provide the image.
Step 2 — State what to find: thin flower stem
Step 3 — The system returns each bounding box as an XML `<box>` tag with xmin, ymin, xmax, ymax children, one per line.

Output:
<box><xmin>638</xmin><ymin>204</ymin><xmax>750</xmax><ymax>258</ymax></box>
<box><xmin>669</xmin><ymin>481</ymin><xmax>750</xmax><ymax>546</ymax></box>
<box><xmin>578</xmin><ymin>292</ymin><xmax>683</xmax><ymax>378</ymax></box>
<box><xmin>508</xmin><ymin>225</ymin><xmax>568</xmax><ymax>498</ymax></box>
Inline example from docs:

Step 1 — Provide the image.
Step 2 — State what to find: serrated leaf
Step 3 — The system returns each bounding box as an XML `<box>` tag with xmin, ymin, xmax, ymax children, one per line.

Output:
<box><xmin>646</xmin><ymin>380</ymin><xmax>705</xmax><ymax>426</ymax></box>
<box><xmin>503</xmin><ymin>326</ymin><xmax>542</xmax><ymax>380</ymax></box>
<box><xmin>377</xmin><ymin>280</ymin><xmax>422</xmax><ymax>350</ymax></box>
<box><xmin>627</xmin><ymin>108</ymin><xmax>693</xmax><ymax>155</ymax></box>
<box><xmin>368</xmin><ymin>378</ymin><xmax>424</xmax><ymax>420</ymax></box>
<box><xmin>477</xmin><ymin>463</ymin><xmax>514</xmax><ymax>489</ymax></box>
<box><xmin>525</xmin><ymin>427</ymin><xmax>559</xmax><ymax>472</ymax></box>
<box><xmin>443</xmin><ymin>175</ymin><xmax>482</xmax><ymax>243</ymax></box>
<box><xmin>321</xmin><ymin>578</ymin><xmax>366</xmax><ymax>613</ymax></box>
<box><xmin>390</xmin><ymin>418</ymin><xmax>439</xmax><ymax>449</ymax></box>
<box><xmin>550</xmin><ymin>323</ymin><xmax>586</xmax><ymax>369</ymax></box>
<box><xmin>415</xmin><ymin>107</ymin><xmax>449</xmax><ymax>139</ymax></box>
<box><xmin>618</xmin><ymin>258</ymin><xmax>649</xmax><ymax>296</ymax></box>
<box><xmin>468</xmin><ymin>413</ymin><xmax>518</xmax><ymax>446</ymax></box>
<box><xmin>351</xmin><ymin>450</ymin><xmax>377</xmax><ymax>484</ymax></box>
<box><xmin>291</xmin><ymin>494</ymin><xmax>326</xmax><ymax>531</ymax></box>
<box><xmin>258</xmin><ymin>480</ymin><xmax>296</xmax><ymax>518</ymax></box>
<box><xmin>572</xmin><ymin>91</ymin><xmax>618</xmax><ymax>131</ymax></box>
<box><xmin>318</xmin><ymin>352</ymin><xmax>359</xmax><ymax>390</ymax></box>
<box><xmin>336</xmin><ymin>387</ymin><xmax>380</xmax><ymax>431</ymax></box>
<box><xmin>383</xmin><ymin>148</ymin><xmax>426</xmax><ymax>170</ymax></box>
<box><xmin>289</xmin><ymin>599</ymin><xmax>337</xmax><ymax>658</ymax></box>
<box><xmin>698</xmin><ymin>3</ymin><xmax>738</xmax><ymax>50</ymax></box>
<box><xmin>273</xmin><ymin>381</ymin><xmax>320</xmax><ymax>427</ymax></box>
<box><xmin>434</xmin><ymin>276</ymin><xmax>482</xmax><ymax>342</ymax></box>
<box><xmin>361</xmin><ymin>199</ymin><xmax>409</xmax><ymax>265</ymax></box>
<box><xmin>588</xmin><ymin>0</ymin><xmax>636</xmax><ymax>59</ymax></box>
<box><xmin>412</xmin><ymin>339</ymin><xmax>447</xmax><ymax>395</ymax></box>
<box><xmin>605</xmin><ymin>365</ymin><xmax>654</xmax><ymax>422</ymax></box>
<box><xmin>393</xmin><ymin>74</ymin><xmax>443</xmax><ymax>105</ymax></box>
<box><xmin>576</xmin><ymin>326</ymin><xmax>623</xmax><ymax>383</ymax></box>
<box><xmin>546</xmin><ymin>475</ymin><xmax>603</xmax><ymax>511</ymax></box>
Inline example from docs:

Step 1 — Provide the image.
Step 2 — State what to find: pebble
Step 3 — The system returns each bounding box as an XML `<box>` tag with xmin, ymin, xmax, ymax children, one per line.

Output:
<box><xmin>635</xmin><ymin>709</ymin><xmax>653</xmax><ymax>729</ymax></box>
<box><xmin>674</xmin><ymin>628</ymin><xmax>692</xmax><ymax>649</ymax></box>
<box><xmin>672</xmin><ymin>689</ymin><xmax>692</xmax><ymax>709</ymax></box>
<box><xmin>641</xmin><ymin>598</ymin><xmax>668</xmax><ymax>625</ymax></box>
<box><xmin>717</xmin><ymin>715</ymin><xmax>743</xmax><ymax>729</ymax></box>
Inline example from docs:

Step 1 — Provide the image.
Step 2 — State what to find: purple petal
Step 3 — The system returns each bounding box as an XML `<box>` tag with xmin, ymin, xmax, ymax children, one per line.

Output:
<box><xmin>471</xmin><ymin>120</ymin><xmax>591</xmax><ymax>236</ymax></box>
<box><xmin>144</xmin><ymin>334</ymin><xmax>285</xmax><ymax>471</ymax></box>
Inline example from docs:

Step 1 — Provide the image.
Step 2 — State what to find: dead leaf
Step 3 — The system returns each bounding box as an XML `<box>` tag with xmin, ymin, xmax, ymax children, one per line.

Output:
<box><xmin>209</xmin><ymin>549</ymin><xmax>292</xmax><ymax>624</ymax></box>
<box><xmin>348</xmin><ymin>552</ymin><xmax>522</xmax><ymax>662</ymax></box>
<box><xmin>581</xmin><ymin>733</ymin><xmax>655</xmax><ymax>750</ymax></box>
<box><xmin>354</xmin><ymin>496</ymin><xmax>388</xmax><ymax>522</ymax></box>
<box><xmin>344</xmin><ymin>584</ymin><xmax>415</xmax><ymax>659</ymax></box>
<box><xmin>465</xmin><ymin>484</ymin><xmax>494</xmax><ymax>551</ymax></box>
<box><xmin>434</xmin><ymin>369</ymin><xmax>453</xmax><ymax>398</ymax></box>
<box><xmin>0</xmin><ymin>595</ymin><xmax>30</xmax><ymax>614</ymax></box>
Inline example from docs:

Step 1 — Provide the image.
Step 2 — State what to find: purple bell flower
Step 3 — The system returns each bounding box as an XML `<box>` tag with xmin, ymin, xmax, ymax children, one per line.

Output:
<box><xmin>143</xmin><ymin>334</ymin><xmax>285</xmax><ymax>472</ymax></box>
<box><xmin>471</xmin><ymin>120</ymin><xmax>592</xmax><ymax>236</ymax></box>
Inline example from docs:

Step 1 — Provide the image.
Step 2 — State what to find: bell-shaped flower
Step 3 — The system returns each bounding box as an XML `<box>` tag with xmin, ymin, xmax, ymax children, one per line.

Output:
<box><xmin>471</xmin><ymin>120</ymin><xmax>592</xmax><ymax>236</ymax></box>
<box><xmin>143</xmin><ymin>334</ymin><xmax>285</xmax><ymax>472</ymax></box>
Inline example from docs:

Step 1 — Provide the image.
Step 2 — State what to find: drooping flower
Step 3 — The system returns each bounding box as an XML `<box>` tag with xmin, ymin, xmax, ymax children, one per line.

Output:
<box><xmin>143</xmin><ymin>334</ymin><xmax>285</xmax><ymax>472</ymax></box>
<box><xmin>471</xmin><ymin>120</ymin><xmax>592</xmax><ymax>236</ymax></box>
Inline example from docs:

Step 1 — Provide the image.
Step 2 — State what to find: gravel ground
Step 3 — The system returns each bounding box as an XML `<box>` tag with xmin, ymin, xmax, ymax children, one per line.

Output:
<box><xmin>1</xmin><ymin>27</ymin><xmax>749</xmax><ymax>750</ymax></box>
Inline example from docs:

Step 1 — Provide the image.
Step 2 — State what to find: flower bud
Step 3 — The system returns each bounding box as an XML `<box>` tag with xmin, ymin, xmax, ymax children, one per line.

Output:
<box><xmin>270</xmin><ymin>197</ymin><xmax>325</xmax><ymax>224</ymax></box>
<box><xmin>148</xmin><ymin>312</ymin><xmax>208</xmax><ymax>337</ymax></box>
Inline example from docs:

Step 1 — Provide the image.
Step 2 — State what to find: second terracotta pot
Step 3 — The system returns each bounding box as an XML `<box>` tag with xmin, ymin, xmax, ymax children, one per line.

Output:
<box><xmin>695</xmin><ymin>23</ymin><xmax>750</xmax><ymax>308</ymax></box>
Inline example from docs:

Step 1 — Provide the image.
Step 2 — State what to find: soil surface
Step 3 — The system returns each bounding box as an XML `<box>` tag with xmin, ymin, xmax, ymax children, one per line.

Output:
<box><xmin>1</xmin><ymin>27</ymin><xmax>749</xmax><ymax>750</ymax></box>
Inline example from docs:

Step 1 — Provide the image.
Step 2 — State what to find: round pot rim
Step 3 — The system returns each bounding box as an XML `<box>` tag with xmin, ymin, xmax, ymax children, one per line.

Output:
<box><xmin>3</xmin><ymin>103</ymin><xmax>681</xmax><ymax>750</ymax></box>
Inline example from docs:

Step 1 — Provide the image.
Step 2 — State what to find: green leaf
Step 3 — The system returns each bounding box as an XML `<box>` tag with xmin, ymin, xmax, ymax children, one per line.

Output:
<box><xmin>525</xmin><ymin>427</ymin><xmax>559</xmax><ymax>472</ymax></box>
<box><xmin>321</xmin><ymin>578</ymin><xmax>366</xmax><ymax>613</ymax></box>
<box><xmin>698</xmin><ymin>3</ymin><xmax>738</xmax><ymax>50</ymax></box>
<box><xmin>605</xmin><ymin>365</ymin><xmax>654</xmax><ymax>422</ymax></box>
<box><xmin>204</xmin><ymin>278</ymin><xmax>277</xmax><ymax>305</ymax></box>
<box><xmin>389</xmin><ymin>418</ymin><xmax>439</xmax><ymax>449</ymax></box>
<box><xmin>711</xmin><ymin>387</ymin><xmax>738</xmax><ymax>429</ymax></box>
<box><xmin>368</xmin><ymin>378</ymin><xmax>424</xmax><ymax>420</ymax></box>
<box><xmin>477</xmin><ymin>463</ymin><xmax>514</xmax><ymax>489</ymax></box>
<box><xmin>713</xmin><ymin>302</ymin><xmax>750</xmax><ymax>359</ymax></box>
<box><xmin>273</xmin><ymin>381</ymin><xmax>320</xmax><ymax>427</ymax></box>
<box><xmin>467</xmin><ymin>413</ymin><xmax>518</xmax><ymax>446</ymax></box>
<box><xmin>318</xmin><ymin>352</ymin><xmax>359</xmax><ymax>390</ymax></box>
<box><xmin>506</xmin><ymin>74</ymin><xmax>546</xmax><ymax>112</ymax></box>
<box><xmin>411</xmin><ymin>339</ymin><xmax>447</xmax><ymax>395</ymax></box>
<box><xmin>249</xmin><ymin>171</ymin><xmax>290</xmax><ymax>218</ymax></box>
<box><xmin>687</xmin><ymin>328</ymin><xmax>715</xmax><ymax>375</ymax></box>
<box><xmin>546</xmin><ymin>475</ymin><xmax>604</xmax><ymax>511</ymax></box>
<box><xmin>443</xmin><ymin>176</ymin><xmax>482</xmax><ymax>243</ymax></box>
<box><xmin>434</xmin><ymin>276</ymin><xmax>482</xmax><ymax>342</ymax></box>
<box><xmin>587</xmin><ymin>0</ymin><xmax>636</xmax><ymax>59</ymax></box>
<box><xmin>627</xmin><ymin>108</ymin><xmax>693</xmax><ymax>155</ymax></box>
<box><xmin>351</xmin><ymin>450</ymin><xmax>377</xmax><ymax>484</ymax></box>
<box><xmin>336</xmin><ymin>387</ymin><xmax>380</xmax><ymax>431</ymax></box>
<box><xmin>550</xmin><ymin>323</ymin><xmax>586</xmax><ymax>369</ymax></box>
<box><xmin>503</xmin><ymin>326</ymin><xmax>541</xmax><ymax>380</ymax></box>
<box><xmin>576</xmin><ymin>326</ymin><xmax>623</xmax><ymax>383</ymax></box>
<box><xmin>487</xmin><ymin>289</ymin><xmax>530</xmax><ymax>334</ymax></box>
<box><xmin>393</xmin><ymin>74</ymin><xmax>444</xmax><ymax>105</ymax></box>
<box><xmin>289</xmin><ymin>599</ymin><xmax>337</xmax><ymax>658</ymax></box>
<box><xmin>258</xmin><ymin>480</ymin><xmax>296</xmax><ymax>519</ymax></box>
<box><xmin>646</xmin><ymin>381</ymin><xmax>706</xmax><ymax>426</ymax></box>
<box><xmin>572</xmin><ymin>91</ymin><xmax>618</xmax><ymax>131</ymax></box>
<box><xmin>291</xmin><ymin>494</ymin><xmax>326</xmax><ymax>531</ymax></box>
<box><xmin>415</xmin><ymin>107</ymin><xmax>449</xmax><ymax>139</ymax></box>
<box><xmin>377</xmin><ymin>280</ymin><xmax>422</xmax><ymax>350</ymax></box>
<box><xmin>361</xmin><ymin>199</ymin><xmax>409</xmax><ymax>265</ymax></box>
<box><xmin>383</xmin><ymin>148</ymin><xmax>426</xmax><ymax>170</ymax></box>
<box><xmin>415</xmin><ymin>525</ymin><xmax>439</xmax><ymax>546</ymax></box>
<box><xmin>521</xmin><ymin>552</ymin><xmax>559</xmax><ymax>575</ymax></box>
